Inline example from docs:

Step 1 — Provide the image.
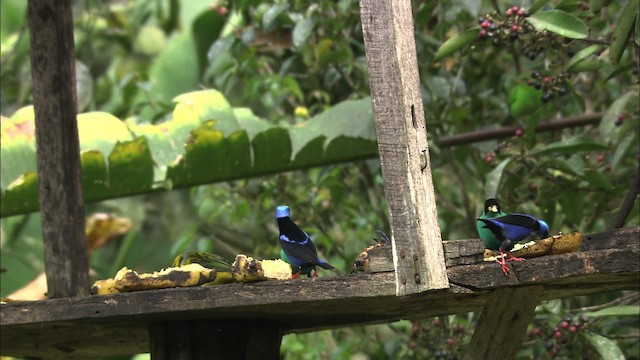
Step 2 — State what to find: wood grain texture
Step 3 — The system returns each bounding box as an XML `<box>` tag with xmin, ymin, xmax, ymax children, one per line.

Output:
<box><xmin>149</xmin><ymin>320</ymin><xmax>282</xmax><ymax>360</ymax></box>
<box><xmin>463</xmin><ymin>287</ymin><xmax>543</xmax><ymax>360</ymax></box>
<box><xmin>27</xmin><ymin>0</ymin><xmax>89</xmax><ymax>298</ymax></box>
<box><xmin>359</xmin><ymin>0</ymin><xmax>448</xmax><ymax>295</ymax></box>
<box><xmin>1</xmin><ymin>228</ymin><xmax>637</xmax><ymax>359</ymax></box>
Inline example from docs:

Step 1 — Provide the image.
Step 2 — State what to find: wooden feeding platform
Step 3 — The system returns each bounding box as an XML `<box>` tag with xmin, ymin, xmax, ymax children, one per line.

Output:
<box><xmin>2</xmin><ymin>227</ymin><xmax>638</xmax><ymax>359</ymax></box>
<box><xmin>2</xmin><ymin>0</ymin><xmax>639</xmax><ymax>359</ymax></box>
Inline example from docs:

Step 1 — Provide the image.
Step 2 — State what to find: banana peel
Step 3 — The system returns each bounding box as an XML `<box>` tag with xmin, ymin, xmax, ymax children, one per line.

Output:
<box><xmin>90</xmin><ymin>263</ymin><xmax>217</xmax><ymax>294</ymax></box>
<box><xmin>484</xmin><ymin>232</ymin><xmax>583</xmax><ymax>261</ymax></box>
<box><xmin>91</xmin><ymin>256</ymin><xmax>291</xmax><ymax>295</ymax></box>
<box><xmin>231</xmin><ymin>254</ymin><xmax>291</xmax><ymax>282</ymax></box>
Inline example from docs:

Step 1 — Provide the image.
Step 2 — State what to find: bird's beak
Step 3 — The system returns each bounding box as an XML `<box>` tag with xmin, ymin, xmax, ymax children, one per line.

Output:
<box><xmin>488</xmin><ymin>205</ymin><xmax>498</xmax><ymax>213</ymax></box>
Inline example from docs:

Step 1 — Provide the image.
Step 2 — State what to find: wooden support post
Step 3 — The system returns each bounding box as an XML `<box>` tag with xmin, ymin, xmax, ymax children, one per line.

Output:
<box><xmin>27</xmin><ymin>0</ymin><xmax>89</xmax><ymax>298</ymax></box>
<box><xmin>464</xmin><ymin>287</ymin><xmax>543</xmax><ymax>360</ymax></box>
<box><xmin>149</xmin><ymin>321</ymin><xmax>283</xmax><ymax>360</ymax></box>
<box><xmin>359</xmin><ymin>0</ymin><xmax>449</xmax><ymax>295</ymax></box>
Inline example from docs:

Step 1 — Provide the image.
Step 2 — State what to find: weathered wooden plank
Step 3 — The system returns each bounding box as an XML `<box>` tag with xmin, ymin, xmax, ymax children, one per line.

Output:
<box><xmin>148</xmin><ymin>320</ymin><xmax>282</xmax><ymax>360</ymax></box>
<box><xmin>359</xmin><ymin>0</ymin><xmax>448</xmax><ymax>295</ymax></box>
<box><xmin>463</xmin><ymin>286</ymin><xmax>543</xmax><ymax>360</ymax></box>
<box><xmin>0</xmin><ymin>322</ymin><xmax>149</xmax><ymax>359</ymax></box>
<box><xmin>27</xmin><ymin>0</ymin><xmax>89</xmax><ymax>298</ymax></box>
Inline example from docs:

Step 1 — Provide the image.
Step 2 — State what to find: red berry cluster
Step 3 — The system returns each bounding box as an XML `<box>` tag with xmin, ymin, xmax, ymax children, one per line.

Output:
<box><xmin>407</xmin><ymin>317</ymin><xmax>469</xmax><ymax>359</ymax></box>
<box><xmin>528</xmin><ymin>316</ymin><xmax>586</xmax><ymax>358</ymax></box>
<box><xmin>527</xmin><ymin>70</ymin><xmax>570</xmax><ymax>102</ymax></box>
<box><xmin>595</xmin><ymin>152</ymin><xmax>613</xmax><ymax>172</ymax></box>
<box><xmin>478</xmin><ymin>6</ymin><xmax>531</xmax><ymax>46</ymax></box>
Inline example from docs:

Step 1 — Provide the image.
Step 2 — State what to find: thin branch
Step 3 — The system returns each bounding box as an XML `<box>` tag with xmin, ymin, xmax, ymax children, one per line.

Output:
<box><xmin>610</xmin><ymin>166</ymin><xmax>640</xmax><ymax>229</ymax></box>
<box><xmin>580</xmin><ymin>37</ymin><xmax>610</xmax><ymax>45</ymax></box>
<box><xmin>436</xmin><ymin>112</ymin><xmax>603</xmax><ymax>148</ymax></box>
<box><xmin>568</xmin><ymin>292</ymin><xmax>640</xmax><ymax>313</ymax></box>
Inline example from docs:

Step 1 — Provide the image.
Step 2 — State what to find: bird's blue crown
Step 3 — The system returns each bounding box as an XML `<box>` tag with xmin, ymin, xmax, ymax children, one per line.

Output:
<box><xmin>276</xmin><ymin>205</ymin><xmax>290</xmax><ymax>218</ymax></box>
<box><xmin>538</xmin><ymin>220</ymin><xmax>550</xmax><ymax>237</ymax></box>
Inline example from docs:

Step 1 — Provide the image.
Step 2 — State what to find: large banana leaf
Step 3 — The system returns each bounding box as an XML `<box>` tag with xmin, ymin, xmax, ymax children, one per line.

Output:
<box><xmin>0</xmin><ymin>90</ymin><xmax>377</xmax><ymax>217</ymax></box>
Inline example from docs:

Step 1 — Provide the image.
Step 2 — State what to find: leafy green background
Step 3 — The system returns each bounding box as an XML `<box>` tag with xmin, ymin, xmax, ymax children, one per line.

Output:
<box><xmin>1</xmin><ymin>0</ymin><xmax>638</xmax><ymax>359</ymax></box>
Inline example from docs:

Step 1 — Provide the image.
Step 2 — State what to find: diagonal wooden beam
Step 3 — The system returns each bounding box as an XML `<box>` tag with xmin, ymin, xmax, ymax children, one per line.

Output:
<box><xmin>27</xmin><ymin>0</ymin><xmax>89</xmax><ymax>298</ymax></box>
<box><xmin>359</xmin><ymin>0</ymin><xmax>448</xmax><ymax>295</ymax></box>
<box><xmin>463</xmin><ymin>286</ymin><xmax>543</xmax><ymax>360</ymax></box>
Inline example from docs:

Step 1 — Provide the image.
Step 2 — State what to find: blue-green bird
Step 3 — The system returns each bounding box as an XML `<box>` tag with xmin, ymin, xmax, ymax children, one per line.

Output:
<box><xmin>476</xmin><ymin>198</ymin><xmax>507</xmax><ymax>249</ymax></box>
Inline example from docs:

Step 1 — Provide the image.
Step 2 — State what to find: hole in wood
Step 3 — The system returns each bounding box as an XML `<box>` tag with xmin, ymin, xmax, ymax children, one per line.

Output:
<box><xmin>411</xmin><ymin>104</ymin><xmax>416</xmax><ymax>127</ymax></box>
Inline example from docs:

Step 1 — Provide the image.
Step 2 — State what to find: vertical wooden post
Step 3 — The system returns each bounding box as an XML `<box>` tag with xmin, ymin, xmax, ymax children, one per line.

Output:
<box><xmin>150</xmin><ymin>321</ymin><xmax>283</xmax><ymax>360</ymax></box>
<box><xmin>27</xmin><ymin>0</ymin><xmax>89</xmax><ymax>298</ymax></box>
<box><xmin>359</xmin><ymin>0</ymin><xmax>449</xmax><ymax>295</ymax></box>
<box><xmin>464</xmin><ymin>287</ymin><xmax>543</xmax><ymax>360</ymax></box>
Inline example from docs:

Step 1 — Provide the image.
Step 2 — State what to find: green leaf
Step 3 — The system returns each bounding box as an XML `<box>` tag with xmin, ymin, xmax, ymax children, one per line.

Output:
<box><xmin>611</xmin><ymin>134</ymin><xmax>635</xmax><ymax>169</ymax></box>
<box><xmin>589</xmin><ymin>0</ymin><xmax>612</xmax><ymax>14</ymax></box>
<box><xmin>606</xmin><ymin>63</ymin><xmax>636</xmax><ymax>81</ymax></box>
<box><xmin>609</xmin><ymin>0</ymin><xmax>638</xmax><ymax>64</ymax></box>
<box><xmin>529</xmin><ymin>137</ymin><xmax>607</xmax><ymax>155</ymax></box>
<box><xmin>1</xmin><ymin>106</ymin><xmax>37</xmax><ymax>191</ymax></box>
<box><xmin>529</xmin><ymin>0</ymin><xmax>551</xmax><ymax>13</ymax></box>
<box><xmin>569</xmin><ymin>59</ymin><xmax>602</xmax><ymax>72</ymax></box>
<box><xmin>559</xmin><ymin>190</ymin><xmax>583</xmax><ymax>225</ymax></box>
<box><xmin>583</xmin><ymin>169</ymin><xmax>612</xmax><ymax>189</ymax></box>
<box><xmin>584</xmin><ymin>305</ymin><xmax>640</xmax><ymax>317</ymax></box>
<box><xmin>582</xmin><ymin>332</ymin><xmax>625</xmax><ymax>360</ymax></box>
<box><xmin>636</xmin><ymin>6</ymin><xmax>640</xmax><ymax>45</ymax></box>
<box><xmin>262</xmin><ymin>4</ymin><xmax>289</xmax><ymax>31</ymax></box>
<box><xmin>566</xmin><ymin>154</ymin><xmax>585</xmax><ymax>175</ymax></box>
<box><xmin>540</xmin><ymin>158</ymin><xmax>579</xmax><ymax>176</ymax></box>
<box><xmin>434</xmin><ymin>29</ymin><xmax>479</xmax><ymax>62</ymax></box>
<box><xmin>527</xmin><ymin>10</ymin><xmax>588</xmax><ymax>39</ymax></box>
<box><xmin>599</xmin><ymin>90</ymin><xmax>637</xmax><ymax>141</ymax></box>
<box><xmin>509</xmin><ymin>84</ymin><xmax>542</xmax><ymax>116</ymax></box>
<box><xmin>566</xmin><ymin>45</ymin><xmax>599</xmax><ymax>70</ymax></box>
<box><xmin>1</xmin><ymin>92</ymin><xmax>380</xmax><ymax>217</ymax></box>
<box><xmin>207</xmin><ymin>35</ymin><xmax>235</xmax><ymax>63</ymax></box>
<box><xmin>484</xmin><ymin>159</ymin><xmax>511</xmax><ymax>199</ymax></box>
<box><xmin>293</xmin><ymin>17</ymin><xmax>316</xmax><ymax>48</ymax></box>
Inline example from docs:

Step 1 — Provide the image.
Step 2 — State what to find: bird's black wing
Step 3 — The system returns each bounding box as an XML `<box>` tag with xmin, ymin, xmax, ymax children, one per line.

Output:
<box><xmin>278</xmin><ymin>217</ymin><xmax>322</xmax><ymax>265</ymax></box>
<box><xmin>491</xmin><ymin>214</ymin><xmax>539</xmax><ymax>229</ymax></box>
<box><xmin>279</xmin><ymin>233</ymin><xmax>322</xmax><ymax>264</ymax></box>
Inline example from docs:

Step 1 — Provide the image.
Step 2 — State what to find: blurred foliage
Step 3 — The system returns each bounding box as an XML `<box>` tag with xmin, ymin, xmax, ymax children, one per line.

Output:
<box><xmin>1</xmin><ymin>0</ymin><xmax>638</xmax><ymax>359</ymax></box>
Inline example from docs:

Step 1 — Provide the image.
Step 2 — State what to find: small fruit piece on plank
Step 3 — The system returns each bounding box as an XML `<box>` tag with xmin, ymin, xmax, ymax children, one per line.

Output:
<box><xmin>231</xmin><ymin>255</ymin><xmax>291</xmax><ymax>282</ymax></box>
<box><xmin>90</xmin><ymin>263</ymin><xmax>217</xmax><ymax>294</ymax></box>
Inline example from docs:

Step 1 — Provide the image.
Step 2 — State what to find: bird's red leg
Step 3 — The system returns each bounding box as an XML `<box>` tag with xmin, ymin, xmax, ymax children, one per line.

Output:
<box><xmin>505</xmin><ymin>252</ymin><xmax>525</xmax><ymax>262</ymax></box>
<box><xmin>290</xmin><ymin>270</ymin><xmax>302</xmax><ymax>279</ymax></box>
<box><xmin>495</xmin><ymin>250</ymin><xmax>510</xmax><ymax>275</ymax></box>
<box><xmin>312</xmin><ymin>268</ymin><xmax>318</xmax><ymax>277</ymax></box>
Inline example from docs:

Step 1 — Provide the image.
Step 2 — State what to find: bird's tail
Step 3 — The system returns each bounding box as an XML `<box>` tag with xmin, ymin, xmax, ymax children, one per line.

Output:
<box><xmin>318</xmin><ymin>260</ymin><xmax>335</xmax><ymax>270</ymax></box>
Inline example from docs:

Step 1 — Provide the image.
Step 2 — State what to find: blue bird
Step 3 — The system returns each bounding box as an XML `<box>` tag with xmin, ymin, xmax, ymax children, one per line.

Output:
<box><xmin>276</xmin><ymin>205</ymin><xmax>334</xmax><ymax>278</ymax></box>
<box><xmin>477</xmin><ymin>213</ymin><xmax>550</xmax><ymax>275</ymax></box>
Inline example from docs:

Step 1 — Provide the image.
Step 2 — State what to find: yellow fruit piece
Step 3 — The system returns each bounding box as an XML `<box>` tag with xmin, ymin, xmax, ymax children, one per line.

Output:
<box><xmin>231</xmin><ymin>255</ymin><xmax>291</xmax><ymax>282</ymax></box>
<box><xmin>91</xmin><ymin>264</ymin><xmax>217</xmax><ymax>294</ymax></box>
<box><xmin>91</xmin><ymin>278</ymin><xmax>119</xmax><ymax>295</ymax></box>
<box><xmin>203</xmin><ymin>271</ymin><xmax>234</xmax><ymax>285</ymax></box>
